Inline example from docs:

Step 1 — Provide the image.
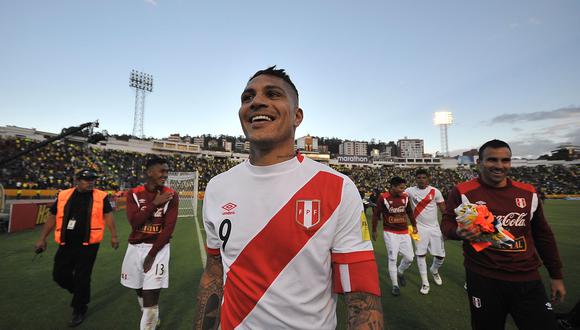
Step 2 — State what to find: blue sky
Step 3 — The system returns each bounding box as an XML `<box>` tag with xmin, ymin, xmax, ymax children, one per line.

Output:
<box><xmin>1</xmin><ymin>0</ymin><xmax>579</xmax><ymax>157</ymax></box>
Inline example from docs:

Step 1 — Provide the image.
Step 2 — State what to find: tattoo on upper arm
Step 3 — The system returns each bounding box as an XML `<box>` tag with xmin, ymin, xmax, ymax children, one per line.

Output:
<box><xmin>344</xmin><ymin>292</ymin><xmax>384</xmax><ymax>330</ymax></box>
<box><xmin>194</xmin><ymin>254</ymin><xmax>224</xmax><ymax>330</ymax></box>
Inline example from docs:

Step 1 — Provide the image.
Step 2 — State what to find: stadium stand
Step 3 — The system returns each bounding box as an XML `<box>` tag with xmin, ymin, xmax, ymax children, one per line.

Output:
<box><xmin>1</xmin><ymin>137</ymin><xmax>578</xmax><ymax>197</ymax></box>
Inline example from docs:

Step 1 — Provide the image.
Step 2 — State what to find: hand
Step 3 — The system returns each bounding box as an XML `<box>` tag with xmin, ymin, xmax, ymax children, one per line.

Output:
<box><xmin>111</xmin><ymin>236</ymin><xmax>119</xmax><ymax>250</ymax></box>
<box><xmin>372</xmin><ymin>231</ymin><xmax>377</xmax><ymax>241</ymax></box>
<box><xmin>153</xmin><ymin>191</ymin><xmax>173</xmax><ymax>206</ymax></box>
<box><xmin>143</xmin><ymin>254</ymin><xmax>155</xmax><ymax>273</ymax></box>
<box><xmin>456</xmin><ymin>225</ymin><xmax>481</xmax><ymax>240</ymax></box>
<box><xmin>550</xmin><ymin>279</ymin><xmax>566</xmax><ymax>304</ymax></box>
<box><xmin>34</xmin><ymin>239</ymin><xmax>47</xmax><ymax>253</ymax></box>
<box><xmin>412</xmin><ymin>226</ymin><xmax>418</xmax><ymax>234</ymax></box>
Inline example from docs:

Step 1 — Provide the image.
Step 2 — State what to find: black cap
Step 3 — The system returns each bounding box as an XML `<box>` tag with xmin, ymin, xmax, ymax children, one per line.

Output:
<box><xmin>76</xmin><ymin>169</ymin><xmax>99</xmax><ymax>180</ymax></box>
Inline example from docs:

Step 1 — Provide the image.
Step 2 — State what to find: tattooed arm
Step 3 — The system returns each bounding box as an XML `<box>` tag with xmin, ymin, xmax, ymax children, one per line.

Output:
<box><xmin>194</xmin><ymin>254</ymin><xmax>224</xmax><ymax>330</ymax></box>
<box><xmin>344</xmin><ymin>292</ymin><xmax>384</xmax><ymax>330</ymax></box>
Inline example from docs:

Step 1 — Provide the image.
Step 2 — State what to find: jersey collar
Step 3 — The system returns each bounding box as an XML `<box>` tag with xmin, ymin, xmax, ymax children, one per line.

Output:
<box><xmin>245</xmin><ymin>155</ymin><xmax>302</xmax><ymax>176</ymax></box>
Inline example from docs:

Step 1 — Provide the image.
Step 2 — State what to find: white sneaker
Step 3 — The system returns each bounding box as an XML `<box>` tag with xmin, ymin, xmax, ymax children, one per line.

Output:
<box><xmin>431</xmin><ymin>271</ymin><xmax>443</xmax><ymax>286</ymax></box>
<box><xmin>420</xmin><ymin>284</ymin><xmax>430</xmax><ymax>295</ymax></box>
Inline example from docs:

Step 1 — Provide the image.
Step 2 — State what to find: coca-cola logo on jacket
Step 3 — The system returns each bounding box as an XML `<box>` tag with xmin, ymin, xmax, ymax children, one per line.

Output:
<box><xmin>495</xmin><ymin>212</ymin><xmax>527</xmax><ymax>227</ymax></box>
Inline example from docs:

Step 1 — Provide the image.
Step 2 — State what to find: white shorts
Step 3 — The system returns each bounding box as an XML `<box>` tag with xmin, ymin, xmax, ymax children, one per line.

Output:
<box><xmin>121</xmin><ymin>243</ymin><xmax>170</xmax><ymax>290</ymax></box>
<box><xmin>383</xmin><ymin>231</ymin><xmax>414</xmax><ymax>262</ymax></box>
<box><xmin>414</xmin><ymin>225</ymin><xmax>446</xmax><ymax>257</ymax></box>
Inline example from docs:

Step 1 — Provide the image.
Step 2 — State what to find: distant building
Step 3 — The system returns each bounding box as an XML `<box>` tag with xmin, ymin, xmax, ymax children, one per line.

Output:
<box><xmin>224</xmin><ymin>141</ymin><xmax>232</xmax><ymax>152</ymax></box>
<box><xmin>193</xmin><ymin>136</ymin><xmax>205</xmax><ymax>148</ymax></box>
<box><xmin>385</xmin><ymin>141</ymin><xmax>397</xmax><ymax>157</ymax></box>
<box><xmin>397</xmin><ymin>138</ymin><xmax>424</xmax><ymax>158</ymax></box>
<box><xmin>167</xmin><ymin>133</ymin><xmax>181</xmax><ymax>142</ymax></box>
<box><xmin>339</xmin><ymin>140</ymin><xmax>367</xmax><ymax>156</ymax></box>
<box><xmin>551</xmin><ymin>144</ymin><xmax>580</xmax><ymax>160</ymax></box>
<box><xmin>296</xmin><ymin>135</ymin><xmax>318</xmax><ymax>152</ymax></box>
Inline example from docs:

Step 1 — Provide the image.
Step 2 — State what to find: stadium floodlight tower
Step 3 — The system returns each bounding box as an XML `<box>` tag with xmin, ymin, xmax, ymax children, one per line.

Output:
<box><xmin>433</xmin><ymin>111</ymin><xmax>453</xmax><ymax>157</ymax></box>
<box><xmin>129</xmin><ymin>70</ymin><xmax>153</xmax><ymax>138</ymax></box>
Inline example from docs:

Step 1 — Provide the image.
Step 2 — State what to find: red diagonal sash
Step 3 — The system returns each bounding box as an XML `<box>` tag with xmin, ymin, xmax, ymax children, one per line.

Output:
<box><xmin>221</xmin><ymin>171</ymin><xmax>344</xmax><ymax>330</ymax></box>
<box><xmin>413</xmin><ymin>188</ymin><xmax>436</xmax><ymax>219</ymax></box>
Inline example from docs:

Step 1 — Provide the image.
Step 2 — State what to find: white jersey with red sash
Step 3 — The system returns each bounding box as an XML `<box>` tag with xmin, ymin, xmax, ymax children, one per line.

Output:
<box><xmin>405</xmin><ymin>186</ymin><xmax>444</xmax><ymax>229</ymax></box>
<box><xmin>203</xmin><ymin>155</ymin><xmax>380</xmax><ymax>330</ymax></box>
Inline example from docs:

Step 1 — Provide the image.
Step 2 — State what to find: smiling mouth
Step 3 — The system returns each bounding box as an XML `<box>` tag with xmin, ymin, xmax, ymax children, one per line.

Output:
<box><xmin>250</xmin><ymin>115</ymin><xmax>274</xmax><ymax>123</ymax></box>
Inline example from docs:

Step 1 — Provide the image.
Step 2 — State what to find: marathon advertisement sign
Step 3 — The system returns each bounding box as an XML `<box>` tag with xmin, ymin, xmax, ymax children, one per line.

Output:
<box><xmin>8</xmin><ymin>200</ymin><xmax>52</xmax><ymax>233</ymax></box>
<box><xmin>336</xmin><ymin>155</ymin><xmax>371</xmax><ymax>164</ymax></box>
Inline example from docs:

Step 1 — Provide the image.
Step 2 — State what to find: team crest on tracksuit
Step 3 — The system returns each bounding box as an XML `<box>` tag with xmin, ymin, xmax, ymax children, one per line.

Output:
<box><xmin>296</xmin><ymin>200</ymin><xmax>321</xmax><ymax>229</ymax></box>
<box><xmin>515</xmin><ymin>198</ymin><xmax>526</xmax><ymax>209</ymax></box>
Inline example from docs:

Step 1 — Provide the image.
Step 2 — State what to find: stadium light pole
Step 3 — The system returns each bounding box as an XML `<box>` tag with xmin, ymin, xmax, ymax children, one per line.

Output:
<box><xmin>433</xmin><ymin>111</ymin><xmax>453</xmax><ymax>157</ymax></box>
<box><xmin>129</xmin><ymin>70</ymin><xmax>153</xmax><ymax>138</ymax></box>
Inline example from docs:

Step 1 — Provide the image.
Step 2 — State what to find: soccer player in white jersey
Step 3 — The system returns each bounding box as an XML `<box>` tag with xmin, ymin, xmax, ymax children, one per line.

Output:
<box><xmin>405</xmin><ymin>169</ymin><xmax>446</xmax><ymax>295</ymax></box>
<box><xmin>193</xmin><ymin>66</ymin><xmax>383</xmax><ymax>330</ymax></box>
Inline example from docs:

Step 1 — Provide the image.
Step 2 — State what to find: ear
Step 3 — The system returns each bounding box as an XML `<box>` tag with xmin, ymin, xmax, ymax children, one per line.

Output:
<box><xmin>294</xmin><ymin>107</ymin><xmax>303</xmax><ymax>128</ymax></box>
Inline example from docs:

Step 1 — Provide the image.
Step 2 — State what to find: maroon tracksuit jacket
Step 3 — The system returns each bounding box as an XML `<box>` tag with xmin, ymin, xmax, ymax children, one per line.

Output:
<box><xmin>441</xmin><ymin>178</ymin><xmax>563</xmax><ymax>282</ymax></box>
<box><xmin>126</xmin><ymin>185</ymin><xmax>179</xmax><ymax>257</ymax></box>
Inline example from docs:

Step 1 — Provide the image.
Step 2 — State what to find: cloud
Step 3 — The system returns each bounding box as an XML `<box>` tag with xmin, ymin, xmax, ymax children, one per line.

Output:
<box><xmin>488</xmin><ymin>106</ymin><xmax>580</xmax><ymax>124</ymax></box>
<box><xmin>144</xmin><ymin>0</ymin><xmax>157</xmax><ymax>5</ymax></box>
<box><xmin>507</xmin><ymin>123</ymin><xmax>580</xmax><ymax>157</ymax></box>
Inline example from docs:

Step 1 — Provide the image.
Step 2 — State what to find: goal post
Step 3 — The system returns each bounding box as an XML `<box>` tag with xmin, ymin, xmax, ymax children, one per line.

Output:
<box><xmin>166</xmin><ymin>171</ymin><xmax>199</xmax><ymax>219</ymax></box>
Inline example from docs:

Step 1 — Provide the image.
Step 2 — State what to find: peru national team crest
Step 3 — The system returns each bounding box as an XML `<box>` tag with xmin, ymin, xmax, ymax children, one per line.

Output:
<box><xmin>515</xmin><ymin>198</ymin><xmax>526</xmax><ymax>209</ymax></box>
<box><xmin>296</xmin><ymin>200</ymin><xmax>321</xmax><ymax>229</ymax></box>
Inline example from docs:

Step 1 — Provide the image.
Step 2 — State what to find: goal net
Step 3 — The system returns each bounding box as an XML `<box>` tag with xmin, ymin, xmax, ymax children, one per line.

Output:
<box><xmin>167</xmin><ymin>171</ymin><xmax>199</xmax><ymax>219</ymax></box>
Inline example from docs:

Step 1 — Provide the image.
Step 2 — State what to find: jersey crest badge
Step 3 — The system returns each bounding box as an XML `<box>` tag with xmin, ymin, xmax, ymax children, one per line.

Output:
<box><xmin>515</xmin><ymin>198</ymin><xmax>526</xmax><ymax>209</ymax></box>
<box><xmin>296</xmin><ymin>200</ymin><xmax>320</xmax><ymax>229</ymax></box>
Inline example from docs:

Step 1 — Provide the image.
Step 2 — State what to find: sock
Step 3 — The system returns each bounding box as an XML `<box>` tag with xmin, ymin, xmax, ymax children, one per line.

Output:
<box><xmin>388</xmin><ymin>259</ymin><xmax>398</xmax><ymax>287</ymax></box>
<box><xmin>417</xmin><ymin>256</ymin><xmax>429</xmax><ymax>286</ymax></box>
<box><xmin>431</xmin><ymin>258</ymin><xmax>444</xmax><ymax>274</ymax></box>
<box><xmin>140</xmin><ymin>306</ymin><xmax>159</xmax><ymax>330</ymax></box>
<box><xmin>137</xmin><ymin>296</ymin><xmax>144</xmax><ymax>311</ymax></box>
<box><xmin>398</xmin><ymin>257</ymin><xmax>413</xmax><ymax>274</ymax></box>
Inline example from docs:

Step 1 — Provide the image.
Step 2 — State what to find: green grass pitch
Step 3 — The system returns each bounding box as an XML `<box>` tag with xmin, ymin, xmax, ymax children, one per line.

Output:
<box><xmin>1</xmin><ymin>200</ymin><xmax>578</xmax><ymax>329</ymax></box>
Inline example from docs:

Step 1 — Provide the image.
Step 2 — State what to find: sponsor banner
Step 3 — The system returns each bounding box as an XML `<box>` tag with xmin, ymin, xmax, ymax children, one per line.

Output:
<box><xmin>336</xmin><ymin>155</ymin><xmax>370</xmax><ymax>164</ymax></box>
<box><xmin>8</xmin><ymin>201</ymin><xmax>52</xmax><ymax>233</ymax></box>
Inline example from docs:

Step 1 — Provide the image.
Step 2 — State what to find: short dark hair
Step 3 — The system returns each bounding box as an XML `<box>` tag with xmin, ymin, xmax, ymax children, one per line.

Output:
<box><xmin>249</xmin><ymin>66</ymin><xmax>299</xmax><ymax>102</ymax></box>
<box><xmin>146</xmin><ymin>157</ymin><xmax>167</xmax><ymax>170</ymax></box>
<box><xmin>415</xmin><ymin>168</ymin><xmax>429</xmax><ymax>177</ymax></box>
<box><xmin>389</xmin><ymin>176</ymin><xmax>406</xmax><ymax>186</ymax></box>
<box><xmin>478</xmin><ymin>139</ymin><xmax>511</xmax><ymax>159</ymax></box>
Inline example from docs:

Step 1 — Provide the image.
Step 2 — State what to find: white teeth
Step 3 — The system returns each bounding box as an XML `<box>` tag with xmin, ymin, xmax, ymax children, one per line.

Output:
<box><xmin>251</xmin><ymin>115</ymin><xmax>273</xmax><ymax>123</ymax></box>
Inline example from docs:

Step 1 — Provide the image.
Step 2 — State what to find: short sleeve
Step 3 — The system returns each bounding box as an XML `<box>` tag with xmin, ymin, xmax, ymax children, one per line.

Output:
<box><xmin>331</xmin><ymin>178</ymin><xmax>380</xmax><ymax>296</ymax></box>
<box><xmin>103</xmin><ymin>196</ymin><xmax>113</xmax><ymax>213</ymax></box>
<box><xmin>331</xmin><ymin>179</ymin><xmax>373</xmax><ymax>254</ymax></box>
<box><xmin>202</xmin><ymin>181</ymin><xmax>221</xmax><ymax>256</ymax></box>
<box><xmin>435</xmin><ymin>188</ymin><xmax>444</xmax><ymax>203</ymax></box>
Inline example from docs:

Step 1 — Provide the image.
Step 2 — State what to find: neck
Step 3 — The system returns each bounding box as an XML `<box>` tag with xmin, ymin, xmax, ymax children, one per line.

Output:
<box><xmin>481</xmin><ymin>177</ymin><xmax>507</xmax><ymax>188</ymax></box>
<box><xmin>145</xmin><ymin>182</ymin><xmax>160</xmax><ymax>192</ymax></box>
<box><xmin>249</xmin><ymin>141</ymin><xmax>296</xmax><ymax>166</ymax></box>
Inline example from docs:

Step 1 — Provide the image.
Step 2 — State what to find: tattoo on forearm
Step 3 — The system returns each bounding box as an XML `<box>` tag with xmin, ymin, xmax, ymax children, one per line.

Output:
<box><xmin>194</xmin><ymin>255</ymin><xmax>224</xmax><ymax>330</ymax></box>
<box><xmin>344</xmin><ymin>292</ymin><xmax>384</xmax><ymax>330</ymax></box>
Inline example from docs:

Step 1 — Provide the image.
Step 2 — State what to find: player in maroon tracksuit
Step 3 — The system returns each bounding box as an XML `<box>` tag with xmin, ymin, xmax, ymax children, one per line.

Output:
<box><xmin>372</xmin><ymin>176</ymin><xmax>417</xmax><ymax>296</ymax></box>
<box><xmin>121</xmin><ymin>157</ymin><xmax>179</xmax><ymax>330</ymax></box>
<box><xmin>441</xmin><ymin>139</ymin><xmax>566</xmax><ymax>330</ymax></box>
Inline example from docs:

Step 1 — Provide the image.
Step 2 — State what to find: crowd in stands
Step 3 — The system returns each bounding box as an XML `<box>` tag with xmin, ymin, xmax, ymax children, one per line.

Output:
<box><xmin>1</xmin><ymin>137</ymin><xmax>578</xmax><ymax>197</ymax></box>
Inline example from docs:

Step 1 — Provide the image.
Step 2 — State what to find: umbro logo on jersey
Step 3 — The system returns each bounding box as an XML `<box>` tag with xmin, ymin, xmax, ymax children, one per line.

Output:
<box><xmin>475</xmin><ymin>201</ymin><xmax>487</xmax><ymax>205</ymax></box>
<box><xmin>222</xmin><ymin>202</ymin><xmax>237</xmax><ymax>215</ymax></box>
<box><xmin>515</xmin><ymin>198</ymin><xmax>526</xmax><ymax>209</ymax></box>
<box><xmin>139</xmin><ymin>199</ymin><xmax>147</xmax><ymax>204</ymax></box>
<box><xmin>296</xmin><ymin>200</ymin><xmax>320</xmax><ymax>229</ymax></box>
